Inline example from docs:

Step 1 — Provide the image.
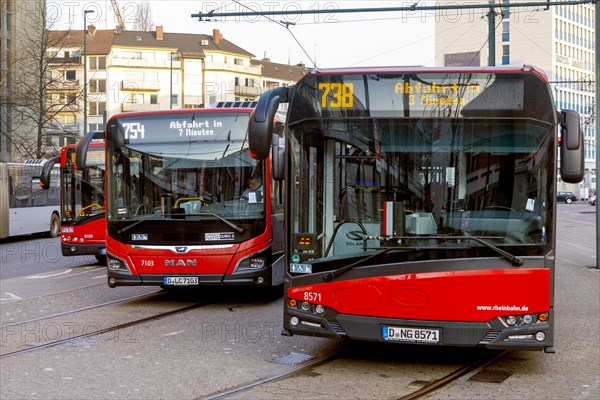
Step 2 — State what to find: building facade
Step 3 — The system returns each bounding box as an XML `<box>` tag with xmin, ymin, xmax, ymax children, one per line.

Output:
<box><xmin>45</xmin><ymin>27</ymin><xmax>305</xmax><ymax>150</ymax></box>
<box><xmin>1</xmin><ymin>0</ymin><xmax>46</xmax><ymax>161</ymax></box>
<box><xmin>435</xmin><ymin>1</ymin><xmax>596</xmax><ymax>197</ymax></box>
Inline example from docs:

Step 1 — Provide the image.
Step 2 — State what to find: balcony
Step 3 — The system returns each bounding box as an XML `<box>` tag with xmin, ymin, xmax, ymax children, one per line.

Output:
<box><xmin>234</xmin><ymin>85</ymin><xmax>262</xmax><ymax>97</ymax></box>
<box><xmin>121</xmin><ymin>103</ymin><xmax>161</xmax><ymax>112</ymax></box>
<box><xmin>204</xmin><ymin>61</ymin><xmax>261</xmax><ymax>75</ymax></box>
<box><xmin>49</xmin><ymin>56</ymin><xmax>82</xmax><ymax>65</ymax></box>
<box><xmin>48</xmin><ymin>80</ymin><xmax>81</xmax><ymax>90</ymax></box>
<box><xmin>111</xmin><ymin>58</ymin><xmax>181</xmax><ymax>69</ymax></box>
<box><xmin>121</xmin><ymin>80</ymin><xmax>161</xmax><ymax>91</ymax></box>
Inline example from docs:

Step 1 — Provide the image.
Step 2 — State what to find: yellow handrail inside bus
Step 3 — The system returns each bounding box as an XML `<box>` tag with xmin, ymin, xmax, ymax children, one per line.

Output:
<box><xmin>78</xmin><ymin>203</ymin><xmax>104</xmax><ymax>216</ymax></box>
<box><xmin>174</xmin><ymin>197</ymin><xmax>204</xmax><ymax>207</ymax></box>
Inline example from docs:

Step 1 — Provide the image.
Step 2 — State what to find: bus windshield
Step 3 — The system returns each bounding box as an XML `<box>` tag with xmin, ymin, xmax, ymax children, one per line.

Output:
<box><xmin>106</xmin><ymin>111</ymin><xmax>266</xmax><ymax>244</ymax></box>
<box><xmin>288</xmin><ymin>71</ymin><xmax>556</xmax><ymax>264</ymax></box>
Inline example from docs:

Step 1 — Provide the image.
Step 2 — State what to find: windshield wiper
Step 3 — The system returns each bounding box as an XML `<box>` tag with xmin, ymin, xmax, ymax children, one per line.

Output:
<box><xmin>188</xmin><ymin>212</ymin><xmax>245</xmax><ymax>234</ymax></box>
<box><xmin>350</xmin><ymin>232</ymin><xmax>524</xmax><ymax>267</ymax></box>
<box><xmin>117</xmin><ymin>218</ymin><xmax>163</xmax><ymax>236</ymax></box>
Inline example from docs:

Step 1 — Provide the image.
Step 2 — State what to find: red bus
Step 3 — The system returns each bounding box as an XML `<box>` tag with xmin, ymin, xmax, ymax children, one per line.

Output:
<box><xmin>77</xmin><ymin>103</ymin><xmax>285</xmax><ymax>289</ymax></box>
<box><xmin>41</xmin><ymin>132</ymin><xmax>106</xmax><ymax>263</ymax></box>
<box><xmin>249</xmin><ymin>66</ymin><xmax>584</xmax><ymax>352</ymax></box>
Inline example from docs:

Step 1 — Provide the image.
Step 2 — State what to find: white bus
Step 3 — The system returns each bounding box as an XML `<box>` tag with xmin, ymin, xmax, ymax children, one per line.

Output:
<box><xmin>0</xmin><ymin>160</ymin><xmax>61</xmax><ymax>239</ymax></box>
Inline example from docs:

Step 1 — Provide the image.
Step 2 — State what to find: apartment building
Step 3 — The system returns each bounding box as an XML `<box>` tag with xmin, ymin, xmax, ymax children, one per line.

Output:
<box><xmin>45</xmin><ymin>27</ymin><xmax>304</xmax><ymax>149</ymax></box>
<box><xmin>435</xmin><ymin>1</ymin><xmax>596</xmax><ymax>196</ymax></box>
<box><xmin>1</xmin><ymin>0</ymin><xmax>45</xmax><ymax>161</ymax></box>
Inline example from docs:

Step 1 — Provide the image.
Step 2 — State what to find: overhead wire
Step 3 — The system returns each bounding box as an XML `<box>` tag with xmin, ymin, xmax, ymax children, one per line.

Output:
<box><xmin>229</xmin><ymin>0</ymin><xmax>317</xmax><ymax>67</ymax></box>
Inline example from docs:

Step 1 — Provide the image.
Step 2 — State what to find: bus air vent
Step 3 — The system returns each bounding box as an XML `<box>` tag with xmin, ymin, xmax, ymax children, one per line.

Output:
<box><xmin>479</xmin><ymin>331</ymin><xmax>501</xmax><ymax>344</ymax></box>
<box><xmin>330</xmin><ymin>322</ymin><xmax>347</xmax><ymax>336</ymax></box>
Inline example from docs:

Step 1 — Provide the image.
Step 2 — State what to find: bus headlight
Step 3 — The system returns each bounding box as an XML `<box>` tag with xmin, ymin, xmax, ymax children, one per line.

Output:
<box><xmin>107</xmin><ymin>254</ymin><xmax>131</xmax><ymax>273</ymax></box>
<box><xmin>522</xmin><ymin>314</ymin><xmax>533</xmax><ymax>324</ymax></box>
<box><xmin>506</xmin><ymin>316</ymin><xmax>517</xmax><ymax>326</ymax></box>
<box><xmin>235</xmin><ymin>256</ymin><xmax>267</xmax><ymax>273</ymax></box>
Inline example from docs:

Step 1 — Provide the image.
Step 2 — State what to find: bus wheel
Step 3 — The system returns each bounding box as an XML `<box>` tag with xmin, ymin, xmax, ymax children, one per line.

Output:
<box><xmin>49</xmin><ymin>213</ymin><xmax>60</xmax><ymax>238</ymax></box>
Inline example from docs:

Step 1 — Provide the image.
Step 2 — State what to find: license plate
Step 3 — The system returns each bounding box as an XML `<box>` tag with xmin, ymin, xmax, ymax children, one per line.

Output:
<box><xmin>163</xmin><ymin>276</ymin><xmax>199</xmax><ymax>286</ymax></box>
<box><xmin>382</xmin><ymin>325</ymin><xmax>440</xmax><ymax>343</ymax></box>
<box><xmin>99</xmin><ymin>248</ymin><xmax>106</xmax><ymax>255</ymax></box>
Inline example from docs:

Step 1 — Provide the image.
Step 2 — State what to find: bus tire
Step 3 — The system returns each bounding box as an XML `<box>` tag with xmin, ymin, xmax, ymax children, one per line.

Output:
<box><xmin>49</xmin><ymin>213</ymin><xmax>60</xmax><ymax>238</ymax></box>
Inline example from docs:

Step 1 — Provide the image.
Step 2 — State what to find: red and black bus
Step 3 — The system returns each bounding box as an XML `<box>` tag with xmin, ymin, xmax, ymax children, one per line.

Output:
<box><xmin>77</xmin><ymin>103</ymin><xmax>285</xmax><ymax>289</ymax></box>
<box><xmin>249</xmin><ymin>66</ymin><xmax>584</xmax><ymax>352</ymax></box>
<box><xmin>41</xmin><ymin>133</ymin><xmax>106</xmax><ymax>263</ymax></box>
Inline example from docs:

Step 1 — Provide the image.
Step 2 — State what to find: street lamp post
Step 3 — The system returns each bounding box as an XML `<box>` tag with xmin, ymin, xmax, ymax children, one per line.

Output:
<box><xmin>83</xmin><ymin>9</ymin><xmax>94</xmax><ymax>138</ymax></box>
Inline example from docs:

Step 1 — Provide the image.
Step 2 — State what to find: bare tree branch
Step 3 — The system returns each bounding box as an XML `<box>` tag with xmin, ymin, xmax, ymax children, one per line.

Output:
<box><xmin>133</xmin><ymin>2</ymin><xmax>154</xmax><ymax>32</ymax></box>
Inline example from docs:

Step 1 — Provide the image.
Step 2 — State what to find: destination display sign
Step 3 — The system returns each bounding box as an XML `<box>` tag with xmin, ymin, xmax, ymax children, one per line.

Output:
<box><xmin>304</xmin><ymin>73</ymin><xmax>529</xmax><ymax>118</ymax></box>
<box><xmin>111</xmin><ymin>112</ymin><xmax>250</xmax><ymax>144</ymax></box>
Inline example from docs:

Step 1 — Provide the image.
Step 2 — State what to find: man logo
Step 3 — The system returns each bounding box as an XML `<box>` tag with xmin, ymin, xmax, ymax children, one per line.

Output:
<box><xmin>165</xmin><ymin>259</ymin><xmax>197</xmax><ymax>267</ymax></box>
<box><xmin>175</xmin><ymin>247</ymin><xmax>188</xmax><ymax>253</ymax></box>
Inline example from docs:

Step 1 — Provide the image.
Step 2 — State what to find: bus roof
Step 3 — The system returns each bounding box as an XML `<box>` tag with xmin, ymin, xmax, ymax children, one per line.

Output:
<box><xmin>300</xmin><ymin>65</ymin><xmax>549</xmax><ymax>82</ymax></box>
<box><xmin>107</xmin><ymin>106</ymin><xmax>256</xmax><ymax>124</ymax></box>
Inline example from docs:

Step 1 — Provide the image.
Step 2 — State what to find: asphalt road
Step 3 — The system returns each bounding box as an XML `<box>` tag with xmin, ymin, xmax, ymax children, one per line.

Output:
<box><xmin>0</xmin><ymin>203</ymin><xmax>597</xmax><ymax>399</ymax></box>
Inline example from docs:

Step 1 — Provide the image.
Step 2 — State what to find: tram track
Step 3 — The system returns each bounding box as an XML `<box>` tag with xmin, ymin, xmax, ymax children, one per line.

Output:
<box><xmin>398</xmin><ymin>350</ymin><xmax>506</xmax><ymax>399</ymax></box>
<box><xmin>0</xmin><ymin>291</ymin><xmax>163</xmax><ymax>330</ymax></box>
<box><xmin>198</xmin><ymin>348</ymin><xmax>506</xmax><ymax>400</ymax></box>
<box><xmin>0</xmin><ymin>300</ymin><xmax>210</xmax><ymax>359</ymax></box>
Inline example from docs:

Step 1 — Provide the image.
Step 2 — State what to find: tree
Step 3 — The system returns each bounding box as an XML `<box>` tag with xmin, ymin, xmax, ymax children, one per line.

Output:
<box><xmin>133</xmin><ymin>1</ymin><xmax>154</xmax><ymax>32</ymax></box>
<box><xmin>3</xmin><ymin>5</ymin><xmax>84</xmax><ymax>160</ymax></box>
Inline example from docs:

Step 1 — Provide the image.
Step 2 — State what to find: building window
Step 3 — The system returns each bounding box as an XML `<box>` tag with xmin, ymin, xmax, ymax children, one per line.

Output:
<box><xmin>502</xmin><ymin>45</ymin><xmax>510</xmax><ymax>65</ymax></box>
<box><xmin>150</xmin><ymin>94</ymin><xmax>158</xmax><ymax>104</ymax></box>
<box><xmin>184</xmin><ymin>104</ymin><xmax>202</xmax><ymax>109</ymax></box>
<box><xmin>65</xmin><ymin>70</ymin><xmax>76</xmax><ymax>80</ymax></box>
<box><xmin>502</xmin><ymin>0</ymin><xmax>510</xmax><ymax>18</ymax></box>
<box><xmin>89</xmin><ymin>79</ymin><xmax>106</xmax><ymax>93</ymax></box>
<box><xmin>171</xmin><ymin>95</ymin><xmax>178</xmax><ymax>107</ymax></box>
<box><xmin>502</xmin><ymin>22</ymin><xmax>510</xmax><ymax>42</ymax></box>
<box><xmin>89</xmin><ymin>56</ymin><xmax>106</xmax><ymax>70</ymax></box>
<box><xmin>89</xmin><ymin>101</ymin><xmax>106</xmax><ymax>116</ymax></box>
<box><xmin>88</xmin><ymin>123</ymin><xmax>103</xmax><ymax>132</ymax></box>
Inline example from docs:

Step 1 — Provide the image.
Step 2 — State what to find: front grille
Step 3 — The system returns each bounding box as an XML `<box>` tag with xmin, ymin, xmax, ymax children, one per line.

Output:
<box><xmin>479</xmin><ymin>331</ymin><xmax>501</xmax><ymax>344</ymax></box>
<box><xmin>330</xmin><ymin>322</ymin><xmax>347</xmax><ymax>336</ymax></box>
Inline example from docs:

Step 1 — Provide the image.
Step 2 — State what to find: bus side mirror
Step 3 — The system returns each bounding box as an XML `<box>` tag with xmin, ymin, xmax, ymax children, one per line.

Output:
<box><xmin>40</xmin><ymin>156</ymin><xmax>59</xmax><ymax>190</ymax></box>
<box><xmin>559</xmin><ymin>110</ymin><xmax>584</xmax><ymax>183</ymax></box>
<box><xmin>249</xmin><ymin>87</ymin><xmax>288</xmax><ymax>160</ymax></box>
<box><xmin>76</xmin><ymin>130</ymin><xmax>104</xmax><ymax>170</ymax></box>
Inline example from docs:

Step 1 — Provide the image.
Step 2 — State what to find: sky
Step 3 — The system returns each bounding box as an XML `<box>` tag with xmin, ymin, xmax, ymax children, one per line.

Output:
<box><xmin>47</xmin><ymin>0</ymin><xmax>439</xmax><ymax>68</ymax></box>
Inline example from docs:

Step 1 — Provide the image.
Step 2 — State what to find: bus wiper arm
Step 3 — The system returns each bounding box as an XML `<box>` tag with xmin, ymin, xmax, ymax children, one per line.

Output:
<box><xmin>194</xmin><ymin>212</ymin><xmax>245</xmax><ymax>233</ymax></box>
<box><xmin>350</xmin><ymin>233</ymin><xmax>524</xmax><ymax>267</ymax></box>
<box><xmin>322</xmin><ymin>248</ymin><xmax>393</xmax><ymax>282</ymax></box>
<box><xmin>117</xmin><ymin>218</ymin><xmax>162</xmax><ymax>236</ymax></box>
<box><xmin>467</xmin><ymin>236</ymin><xmax>524</xmax><ymax>266</ymax></box>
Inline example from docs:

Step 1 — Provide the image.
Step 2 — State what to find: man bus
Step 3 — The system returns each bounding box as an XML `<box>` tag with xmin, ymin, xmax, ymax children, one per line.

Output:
<box><xmin>248</xmin><ymin>66</ymin><xmax>584</xmax><ymax>352</ymax></box>
<box><xmin>77</xmin><ymin>103</ymin><xmax>284</xmax><ymax>289</ymax></box>
<box><xmin>40</xmin><ymin>132</ymin><xmax>106</xmax><ymax>263</ymax></box>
